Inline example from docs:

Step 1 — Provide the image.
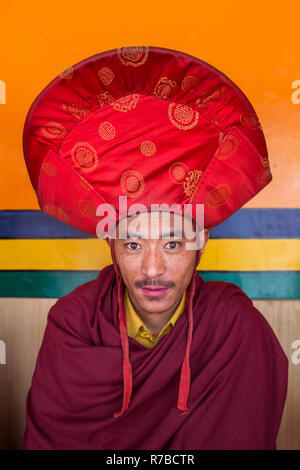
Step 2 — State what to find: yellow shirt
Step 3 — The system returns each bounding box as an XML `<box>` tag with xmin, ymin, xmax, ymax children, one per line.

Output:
<box><xmin>124</xmin><ymin>288</ymin><xmax>186</xmax><ymax>349</ymax></box>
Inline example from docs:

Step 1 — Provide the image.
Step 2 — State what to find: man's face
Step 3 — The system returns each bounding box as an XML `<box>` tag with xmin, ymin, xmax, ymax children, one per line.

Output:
<box><xmin>110</xmin><ymin>211</ymin><xmax>209</xmax><ymax>317</ymax></box>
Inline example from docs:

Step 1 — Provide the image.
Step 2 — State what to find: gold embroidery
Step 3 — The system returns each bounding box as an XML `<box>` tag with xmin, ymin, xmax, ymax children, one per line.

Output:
<box><xmin>62</xmin><ymin>103</ymin><xmax>90</xmax><ymax>120</ymax></box>
<box><xmin>140</xmin><ymin>141</ymin><xmax>156</xmax><ymax>156</ymax></box>
<box><xmin>97</xmin><ymin>91</ymin><xmax>116</xmax><ymax>108</ymax></box>
<box><xmin>59</xmin><ymin>66</ymin><xmax>74</xmax><ymax>80</ymax></box>
<box><xmin>183</xmin><ymin>170</ymin><xmax>203</xmax><ymax>198</ymax></box>
<box><xmin>259</xmin><ymin>155</ymin><xmax>269</xmax><ymax>167</ymax></box>
<box><xmin>153</xmin><ymin>77</ymin><xmax>177</xmax><ymax>99</ymax></box>
<box><xmin>169</xmin><ymin>163</ymin><xmax>202</xmax><ymax>201</ymax></box>
<box><xmin>169</xmin><ymin>162</ymin><xmax>188</xmax><ymax>183</ymax></box>
<box><xmin>78</xmin><ymin>199</ymin><xmax>100</xmax><ymax>220</ymax></box>
<box><xmin>206</xmin><ymin>184</ymin><xmax>231</xmax><ymax>208</ymax></box>
<box><xmin>215</xmin><ymin>134</ymin><xmax>239</xmax><ymax>160</ymax></box>
<box><xmin>111</xmin><ymin>94</ymin><xmax>140</xmax><ymax>112</ymax></box>
<box><xmin>41</xmin><ymin>122</ymin><xmax>67</xmax><ymax>139</ymax></box>
<box><xmin>196</xmin><ymin>85</ymin><xmax>226</xmax><ymax>109</ymax></box>
<box><xmin>41</xmin><ymin>161</ymin><xmax>57</xmax><ymax>176</ymax></box>
<box><xmin>99</xmin><ymin>122</ymin><xmax>116</xmax><ymax>140</ymax></box>
<box><xmin>117</xmin><ymin>46</ymin><xmax>149</xmax><ymax>67</ymax></box>
<box><xmin>120</xmin><ymin>170</ymin><xmax>145</xmax><ymax>198</ymax></box>
<box><xmin>71</xmin><ymin>142</ymin><xmax>98</xmax><ymax>172</ymax></box>
<box><xmin>98</xmin><ymin>67</ymin><xmax>114</xmax><ymax>85</ymax></box>
<box><xmin>168</xmin><ymin>103</ymin><xmax>199</xmax><ymax>130</ymax></box>
<box><xmin>181</xmin><ymin>76</ymin><xmax>199</xmax><ymax>92</ymax></box>
<box><xmin>257</xmin><ymin>167</ymin><xmax>272</xmax><ymax>184</ymax></box>
<box><xmin>43</xmin><ymin>204</ymin><xmax>70</xmax><ymax>223</ymax></box>
<box><xmin>240</xmin><ymin>113</ymin><xmax>260</xmax><ymax>129</ymax></box>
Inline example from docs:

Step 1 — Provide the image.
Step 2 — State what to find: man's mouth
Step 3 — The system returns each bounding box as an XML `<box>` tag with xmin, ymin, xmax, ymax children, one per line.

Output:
<box><xmin>139</xmin><ymin>286</ymin><xmax>171</xmax><ymax>298</ymax></box>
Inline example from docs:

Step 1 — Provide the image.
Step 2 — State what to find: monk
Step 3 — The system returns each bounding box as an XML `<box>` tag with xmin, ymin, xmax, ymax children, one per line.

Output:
<box><xmin>21</xmin><ymin>45</ymin><xmax>289</xmax><ymax>450</ymax></box>
<box><xmin>22</xmin><ymin>211</ymin><xmax>288</xmax><ymax>450</ymax></box>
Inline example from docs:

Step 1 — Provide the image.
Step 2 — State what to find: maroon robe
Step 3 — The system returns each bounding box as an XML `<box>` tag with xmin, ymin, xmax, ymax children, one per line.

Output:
<box><xmin>22</xmin><ymin>265</ymin><xmax>288</xmax><ymax>450</ymax></box>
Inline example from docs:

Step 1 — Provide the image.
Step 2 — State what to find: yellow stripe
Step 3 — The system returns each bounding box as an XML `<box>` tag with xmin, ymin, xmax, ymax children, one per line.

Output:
<box><xmin>199</xmin><ymin>239</ymin><xmax>300</xmax><ymax>271</ymax></box>
<box><xmin>0</xmin><ymin>239</ymin><xmax>299</xmax><ymax>271</ymax></box>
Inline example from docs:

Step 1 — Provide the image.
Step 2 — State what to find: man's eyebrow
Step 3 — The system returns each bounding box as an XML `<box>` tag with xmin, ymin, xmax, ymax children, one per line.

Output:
<box><xmin>119</xmin><ymin>231</ymin><xmax>143</xmax><ymax>239</ymax></box>
<box><xmin>161</xmin><ymin>229</ymin><xmax>184</xmax><ymax>238</ymax></box>
<box><xmin>118</xmin><ymin>229</ymin><xmax>186</xmax><ymax>239</ymax></box>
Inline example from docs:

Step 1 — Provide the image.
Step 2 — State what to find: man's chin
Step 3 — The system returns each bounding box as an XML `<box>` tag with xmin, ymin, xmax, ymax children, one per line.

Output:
<box><xmin>134</xmin><ymin>288</ymin><xmax>177</xmax><ymax>312</ymax></box>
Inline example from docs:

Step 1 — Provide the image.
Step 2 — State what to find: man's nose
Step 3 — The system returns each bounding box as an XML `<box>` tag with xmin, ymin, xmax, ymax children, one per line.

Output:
<box><xmin>141</xmin><ymin>245</ymin><xmax>166</xmax><ymax>278</ymax></box>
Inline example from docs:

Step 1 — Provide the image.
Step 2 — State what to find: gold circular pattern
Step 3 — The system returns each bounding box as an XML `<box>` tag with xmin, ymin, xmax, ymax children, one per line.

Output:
<box><xmin>41</xmin><ymin>122</ymin><xmax>67</xmax><ymax>139</ymax></box>
<box><xmin>153</xmin><ymin>77</ymin><xmax>177</xmax><ymax>99</ymax></box>
<box><xmin>169</xmin><ymin>162</ymin><xmax>188</xmax><ymax>183</ymax></box>
<box><xmin>240</xmin><ymin>113</ymin><xmax>260</xmax><ymax>129</ymax></box>
<box><xmin>41</xmin><ymin>161</ymin><xmax>57</xmax><ymax>176</ymax></box>
<box><xmin>168</xmin><ymin>103</ymin><xmax>199</xmax><ymax>130</ymax></box>
<box><xmin>206</xmin><ymin>183</ymin><xmax>231</xmax><ymax>208</ymax></box>
<box><xmin>120</xmin><ymin>170</ymin><xmax>145</xmax><ymax>198</ymax></box>
<box><xmin>140</xmin><ymin>140</ymin><xmax>156</xmax><ymax>156</ymax></box>
<box><xmin>181</xmin><ymin>76</ymin><xmax>199</xmax><ymax>92</ymax></box>
<box><xmin>117</xmin><ymin>46</ymin><xmax>149</xmax><ymax>67</ymax></box>
<box><xmin>99</xmin><ymin>122</ymin><xmax>116</xmax><ymax>140</ymax></box>
<box><xmin>215</xmin><ymin>135</ymin><xmax>239</xmax><ymax>160</ymax></box>
<box><xmin>59</xmin><ymin>67</ymin><xmax>74</xmax><ymax>80</ymax></box>
<box><xmin>257</xmin><ymin>167</ymin><xmax>272</xmax><ymax>184</ymax></box>
<box><xmin>71</xmin><ymin>142</ymin><xmax>99</xmax><ymax>172</ymax></box>
<box><xmin>78</xmin><ymin>199</ymin><xmax>100</xmax><ymax>220</ymax></box>
<box><xmin>43</xmin><ymin>204</ymin><xmax>70</xmax><ymax>223</ymax></box>
<box><xmin>98</xmin><ymin>67</ymin><xmax>115</xmax><ymax>85</ymax></box>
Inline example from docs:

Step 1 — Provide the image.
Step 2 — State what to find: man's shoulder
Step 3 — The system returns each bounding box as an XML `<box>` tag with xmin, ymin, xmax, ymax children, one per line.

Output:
<box><xmin>194</xmin><ymin>276</ymin><xmax>287</xmax><ymax>366</ymax></box>
<box><xmin>46</xmin><ymin>264</ymin><xmax>115</xmax><ymax>330</ymax></box>
<box><xmin>198</xmin><ymin>275</ymin><xmax>254</xmax><ymax>309</ymax></box>
<box><xmin>196</xmin><ymin>275</ymin><xmax>264</xmax><ymax>336</ymax></box>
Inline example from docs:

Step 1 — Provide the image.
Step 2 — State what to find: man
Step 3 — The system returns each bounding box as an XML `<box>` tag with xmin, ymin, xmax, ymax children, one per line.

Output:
<box><xmin>22</xmin><ymin>46</ymin><xmax>288</xmax><ymax>449</ymax></box>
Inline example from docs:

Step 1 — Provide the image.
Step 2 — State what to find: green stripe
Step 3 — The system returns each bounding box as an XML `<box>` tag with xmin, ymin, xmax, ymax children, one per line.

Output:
<box><xmin>0</xmin><ymin>270</ymin><xmax>299</xmax><ymax>300</ymax></box>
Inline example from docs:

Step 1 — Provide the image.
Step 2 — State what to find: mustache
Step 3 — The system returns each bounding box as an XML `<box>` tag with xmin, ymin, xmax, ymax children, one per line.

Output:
<box><xmin>135</xmin><ymin>279</ymin><xmax>175</xmax><ymax>288</ymax></box>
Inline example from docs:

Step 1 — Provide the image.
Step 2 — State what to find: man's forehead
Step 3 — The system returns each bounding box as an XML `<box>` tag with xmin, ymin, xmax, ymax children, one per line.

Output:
<box><xmin>116</xmin><ymin>211</ymin><xmax>196</xmax><ymax>239</ymax></box>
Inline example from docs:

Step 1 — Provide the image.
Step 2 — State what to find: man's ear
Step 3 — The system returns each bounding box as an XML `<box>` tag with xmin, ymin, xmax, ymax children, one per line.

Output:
<box><xmin>203</xmin><ymin>229</ymin><xmax>210</xmax><ymax>249</ymax></box>
<box><xmin>199</xmin><ymin>229</ymin><xmax>209</xmax><ymax>255</ymax></box>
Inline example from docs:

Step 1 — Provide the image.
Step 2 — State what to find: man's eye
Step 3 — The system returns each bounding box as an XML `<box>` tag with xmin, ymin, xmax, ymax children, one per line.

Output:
<box><xmin>126</xmin><ymin>242</ymin><xmax>140</xmax><ymax>250</ymax></box>
<box><xmin>165</xmin><ymin>241</ymin><xmax>181</xmax><ymax>249</ymax></box>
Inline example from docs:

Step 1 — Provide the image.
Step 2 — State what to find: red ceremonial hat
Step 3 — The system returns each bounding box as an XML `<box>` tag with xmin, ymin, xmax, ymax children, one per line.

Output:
<box><xmin>23</xmin><ymin>46</ymin><xmax>272</xmax><ymax>418</ymax></box>
<box><xmin>23</xmin><ymin>45</ymin><xmax>271</xmax><ymax>236</ymax></box>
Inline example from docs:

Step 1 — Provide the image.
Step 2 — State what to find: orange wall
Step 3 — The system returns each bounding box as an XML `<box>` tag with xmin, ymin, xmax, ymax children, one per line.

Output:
<box><xmin>0</xmin><ymin>0</ymin><xmax>299</xmax><ymax>209</ymax></box>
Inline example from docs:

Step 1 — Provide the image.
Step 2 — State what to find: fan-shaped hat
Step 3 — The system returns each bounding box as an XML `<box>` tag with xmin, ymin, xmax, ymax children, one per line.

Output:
<box><xmin>23</xmin><ymin>46</ymin><xmax>271</xmax><ymax>236</ymax></box>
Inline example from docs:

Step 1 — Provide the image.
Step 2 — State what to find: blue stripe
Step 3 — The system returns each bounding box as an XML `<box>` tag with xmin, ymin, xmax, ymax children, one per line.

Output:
<box><xmin>210</xmin><ymin>208</ymin><xmax>300</xmax><ymax>238</ymax></box>
<box><xmin>0</xmin><ymin>208</ymin><xmax>299</xmax><ymax>239</ymax></box>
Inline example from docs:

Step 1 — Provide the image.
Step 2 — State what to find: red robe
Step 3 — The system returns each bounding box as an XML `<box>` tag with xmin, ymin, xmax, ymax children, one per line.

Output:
<box><xmin>22</xmin><ymin>265</ymin><xmax>288</xmax><ymax>450</ymax></box>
